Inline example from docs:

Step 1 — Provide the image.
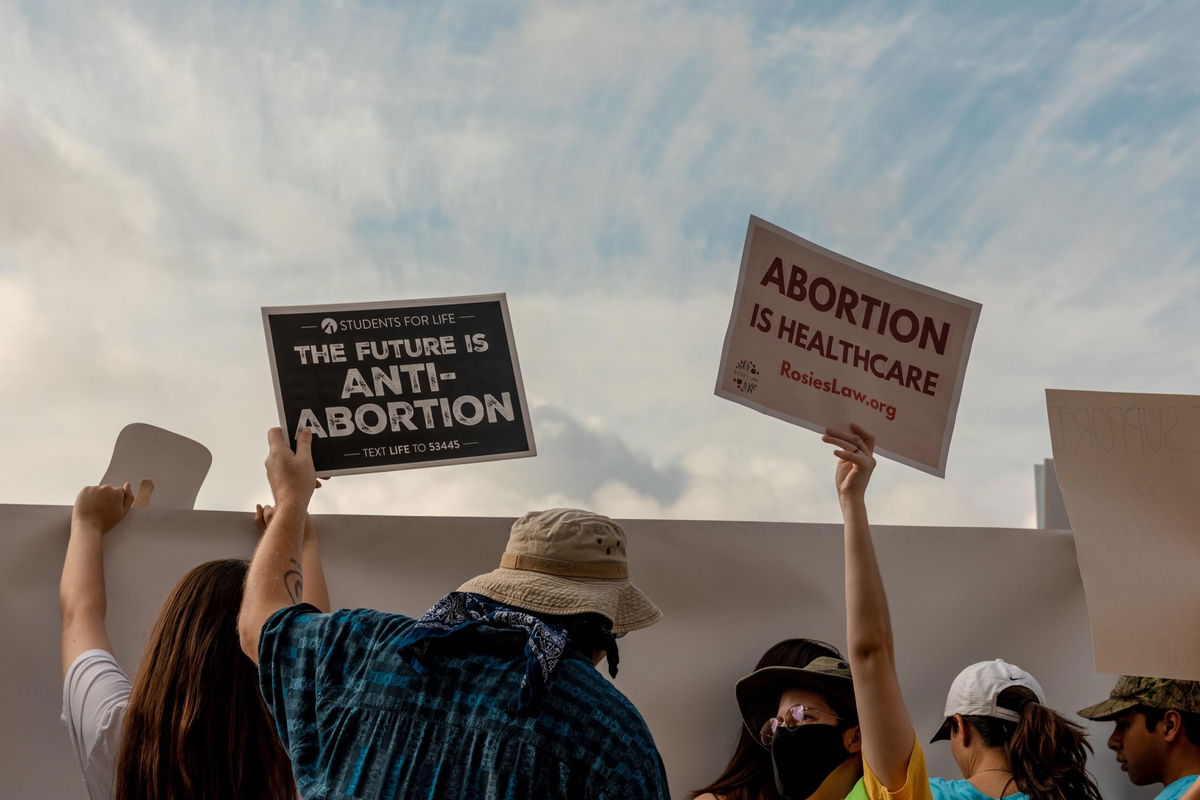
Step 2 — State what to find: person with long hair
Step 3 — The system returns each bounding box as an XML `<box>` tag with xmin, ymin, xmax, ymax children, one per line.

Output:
<box><xmin>59</xmin><ymin>482</ymin><xmax>330</xmax><ymax>799</ymax></box>
<box><xmin>823</xmin><ymin>424</ymin><xmax>1102</xmax><ymax>800</ymax></box>
<box><xmin>692</xmin><ymin>638</ymin><xmax>853</xmax><ymax>800</ymax></box>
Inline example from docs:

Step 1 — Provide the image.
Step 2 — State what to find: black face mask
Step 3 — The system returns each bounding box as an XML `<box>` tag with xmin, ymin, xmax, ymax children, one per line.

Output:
<box><xmin>770</xmin><ymin>724</ymin><xmax>850</xmax><ymax>800</ymax></box>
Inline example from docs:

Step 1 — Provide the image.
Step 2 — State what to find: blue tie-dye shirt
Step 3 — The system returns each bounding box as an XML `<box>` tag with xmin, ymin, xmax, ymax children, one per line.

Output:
<box><xmin>258</xmin><ymin>603</ymin><xmax>670</xmax><ymax>800</ymax></box>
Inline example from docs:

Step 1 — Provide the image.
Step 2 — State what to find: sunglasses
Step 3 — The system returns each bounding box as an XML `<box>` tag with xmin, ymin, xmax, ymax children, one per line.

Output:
<box><xmin>759</xmin><ymin>704</ymin><xmax>844</xmax><ymax>747</ymax></box>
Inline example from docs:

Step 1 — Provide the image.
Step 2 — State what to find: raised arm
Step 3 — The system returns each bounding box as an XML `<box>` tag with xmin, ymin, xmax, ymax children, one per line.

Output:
<box><xmin>238</xmin><ymin>427</ymin><xmax>317</xmax><ymax>664</ymax></box>
<box><xmin>822</xmin><ymin>424</ymin><xmax>916</xmax><ymax>790</ymax></box>
<box><xmin>255</xmin><ymin>503</ymin><xmax>332</xmax><ymax>613</ymax></box>
<box><xmin>59</xmin><ymin>483</ymin><xmax>135</xmax><ymax>676</ymax></box>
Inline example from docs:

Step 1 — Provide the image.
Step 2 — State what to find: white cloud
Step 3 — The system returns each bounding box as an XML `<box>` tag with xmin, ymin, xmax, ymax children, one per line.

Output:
<box><xmin>299</xmin><ymin>403</ymin><xmax>840</xmax><ymax>524</ymax></box>
<box><xmin>1</xmin><ymin>1</ymin><xmax>1197</xmax><ymax>535</ymax></box>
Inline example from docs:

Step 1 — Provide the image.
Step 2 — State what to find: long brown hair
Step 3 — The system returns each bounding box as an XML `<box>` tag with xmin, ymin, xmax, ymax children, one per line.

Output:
<box><xmin>114</xmin><ymin>559</ymin><xmax>295</xmax><ymax>800</ymax></box>
<box><xmin>690</xmin><ymin>639</ymin><xmax>842</xmax><ymax>800</ymax></box>
<box><xmin>956</xmin><ymin>686</ymin><xmax>1101</xmax><ymax>800</ymax></box>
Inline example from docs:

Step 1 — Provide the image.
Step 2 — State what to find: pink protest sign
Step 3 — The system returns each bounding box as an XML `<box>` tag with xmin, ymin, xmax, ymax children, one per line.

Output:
<box><xmin>716</xmin><ymin>216</ymin><xmax>981</xmax><ymax>476</ymax></box>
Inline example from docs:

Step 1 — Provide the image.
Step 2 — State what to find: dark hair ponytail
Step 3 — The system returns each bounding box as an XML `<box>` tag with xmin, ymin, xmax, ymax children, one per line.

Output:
<box><xmin>961</xmin><ymin>687</ymin><xmax>1101</xmax><ymax>800</ymax></box>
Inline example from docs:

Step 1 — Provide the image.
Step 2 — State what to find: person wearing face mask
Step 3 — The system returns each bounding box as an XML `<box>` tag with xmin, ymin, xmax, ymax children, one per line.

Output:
<box><xmin>728</xmin><ymin>656</ymin><xmax>866</xmax><ymax>800</ymax></box>
<box><xmin>692</xmin><ymin>638</ymin><xmax>849</xmax><ymax>800</ymax></box>
<box><xmin>823</xmin><ymin>424</ymin><xmax>1103</xmax><ymax>800</ymax></box>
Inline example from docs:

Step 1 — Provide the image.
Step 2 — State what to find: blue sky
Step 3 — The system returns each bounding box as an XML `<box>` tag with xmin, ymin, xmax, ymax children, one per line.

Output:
<box><xmin>2</xmin><ymin>1</ymin><xmax>1198</xmax><ymax>526</ymax></box>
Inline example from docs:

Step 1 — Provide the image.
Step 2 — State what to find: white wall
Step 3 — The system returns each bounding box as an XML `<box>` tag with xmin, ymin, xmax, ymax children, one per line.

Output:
<box><xmin>1</xmin><ymin>505</ymin><xmax>1151</xmax><ymax>799</ymax></box>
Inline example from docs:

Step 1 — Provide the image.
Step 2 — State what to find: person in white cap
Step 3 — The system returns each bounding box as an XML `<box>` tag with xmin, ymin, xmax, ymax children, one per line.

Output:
<box><xmin>238</xmin><ymin>427</ymin><xmax>669</xmax><ymax>800</ymax></box>
<box><xmin>822</xmin><ymin>424</ymin><xmax>1102</xmax><ymax>800</ymax></box>
<box><xmin>926</xmin><ymin>659</ymin><xmax>1098</xmax><ymax>800</ymax></box>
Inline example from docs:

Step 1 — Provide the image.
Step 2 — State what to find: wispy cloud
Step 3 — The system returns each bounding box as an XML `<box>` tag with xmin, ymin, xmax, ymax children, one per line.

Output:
<box><xmin>1</xmin><ymin>1</ymin><xmax>1197</xmax><ymax>528</ymax></box>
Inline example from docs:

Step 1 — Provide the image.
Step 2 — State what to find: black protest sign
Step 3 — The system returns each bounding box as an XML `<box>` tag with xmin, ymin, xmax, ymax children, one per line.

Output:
<box><xmin>262</xmin><ymin>295</ymin><xmax>536</xmax><ymax>475</ymax></box>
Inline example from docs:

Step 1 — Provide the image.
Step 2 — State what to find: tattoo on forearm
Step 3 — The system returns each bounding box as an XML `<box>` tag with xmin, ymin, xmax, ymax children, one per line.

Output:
<box><xmin>283</xmin><ymin>557</ymin><xmax>303</xmax><ymax>604</ymax></box>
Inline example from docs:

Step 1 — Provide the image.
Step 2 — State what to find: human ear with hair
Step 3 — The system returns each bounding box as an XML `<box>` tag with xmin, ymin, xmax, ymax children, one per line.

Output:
<box><xmin>843</xmin><ymin>724</ymin><xmax>863</xmax><ymax>754</ymax></box>
<box><xmin>951</xmin><ymin>714</ymin><xmax>973</xmax><ymax>749</ymax></box>
<box><xmin>1162</xmin><ymin>710</ymin><xmax>1184</xmax><ymax>743</ymax></box>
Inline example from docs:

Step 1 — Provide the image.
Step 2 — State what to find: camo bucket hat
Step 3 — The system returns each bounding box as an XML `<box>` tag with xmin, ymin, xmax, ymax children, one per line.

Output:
<box><xmin>1078</xmin><ymin>676</ymin><xmax>1200</xmax><ymax>720</ymax></box>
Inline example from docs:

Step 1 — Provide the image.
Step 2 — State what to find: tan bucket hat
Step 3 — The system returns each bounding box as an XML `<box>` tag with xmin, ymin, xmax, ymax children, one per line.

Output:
<box><xmin>457</xmin><ymin>508</ymin><xmax>662</xmax><ymax>634</ymax></box>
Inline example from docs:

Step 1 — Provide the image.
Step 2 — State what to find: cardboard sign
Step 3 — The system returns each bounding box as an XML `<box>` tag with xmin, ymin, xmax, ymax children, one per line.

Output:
<box><xmin>715</xmin><ymin>217</ymin><xmax>982</xmax><ymax>476</ymax></box>
<box><xmin>263</xmin><ymin>295</ymin><xmax>536</xmax><ymax>475</ymax></box>
<box><xmin>1046</xmin><ymin>389</ymin><xmax>1200</xmax><ymax>680</ymax></box>
<box><xmin>99</xmin><ymin>423</ymin><xmax>211</xmax><ymax>509</ymax></box>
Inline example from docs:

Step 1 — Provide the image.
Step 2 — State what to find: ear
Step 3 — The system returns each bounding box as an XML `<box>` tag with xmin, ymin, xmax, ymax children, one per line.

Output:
<box><xmin>843</xmin><ymin>725</ymin><xmax>863</xmax><ymax>754</ymax></box>
<box><xmin>953</xmin><ymin>714</ymin><xmax>971</xmax><ymax>747</ymax></box>
<box><xmin>1162</xmin><ymin>710</ymin><xmax>1183</xmax><ymax>744</ymax></box>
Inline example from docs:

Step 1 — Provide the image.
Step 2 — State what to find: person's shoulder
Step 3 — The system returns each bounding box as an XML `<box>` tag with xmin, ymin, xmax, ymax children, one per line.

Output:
<box><xmin>863</xmin><ymin>732</ymin><xmax>933</xmax><ymax>800</ymax></box>
<box><xmin>330</xmin><ymin>606</ymin><xmax>417</xmax><ymax>626</ymax></box>
<box><xmin>928</xmin><ymin>778</ymin><xmax>1025</xmax><ymax>800</ymax></box>
<box><xmin>65</xmin><ymin>648</ymin><xmax>123</xmax><ymax>676</ymax></box>
<box><xmin>61</xmin><ymin>648</ymin><xmax>132</xmax><ymax>784</ymax></box>
<box><xmin>63</xmin><ymin>648</ymin><xmax>131</xmax><ymax>703</ymax></box>
<box><xmin>1157</xmin><ymin>774</ymin><xmax>1200</xmax><ymax>800</ymax></box>
<box><xmin>268</xmin><ymin>604</ymin><xmax>415</xmax><ymax>630</ymax></box>
<box><xmin>556</xmin><ymin>659</ymin><xmax>649</xmax><ymax>721</ymax></box>
<box><xmin>550</xmin><ymin>659</ymin><xmax>663</xmax><ymax>765</ymax></box>
<box><xmin>928</xmin><ymin>778</ymin><xmax>970</xmax><ymax>799</ymax></box>
<box><xmin>262</xmin><ymin>604</ymin><xmax>418</xmax><ymax>653</ymax></box>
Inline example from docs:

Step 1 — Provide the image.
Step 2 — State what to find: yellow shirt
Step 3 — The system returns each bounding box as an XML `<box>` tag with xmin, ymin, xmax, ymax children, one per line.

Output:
<box><xmin>862</xmin><ymin>733</ymin><xmax>933</xmax><ymax>800</ymax></box>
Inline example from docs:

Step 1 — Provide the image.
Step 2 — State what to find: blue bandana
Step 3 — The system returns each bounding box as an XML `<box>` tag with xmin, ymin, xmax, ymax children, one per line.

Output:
<box><xmin>396</xmin><ymin>592</ymin><xmax>618</xmax><ymax>709</ymax></box>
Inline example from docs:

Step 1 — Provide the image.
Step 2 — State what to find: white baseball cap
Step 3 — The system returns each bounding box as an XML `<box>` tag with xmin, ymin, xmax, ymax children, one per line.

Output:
<box><xmin>930</xmin><ymin>659</ymin><xmax>1046</xmax><ymax>742</ymax></box>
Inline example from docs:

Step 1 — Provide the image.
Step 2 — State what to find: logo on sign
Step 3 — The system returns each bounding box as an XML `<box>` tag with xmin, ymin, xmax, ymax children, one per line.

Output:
<box><xmin>320</xmin><ymin>318</ymin><xmax>338</xmax><ymax>334</ymax></box>
<box><xmin>733</xmin><ymin>359</ymin><xmax>759</xmax><ymax>394</ymax></box>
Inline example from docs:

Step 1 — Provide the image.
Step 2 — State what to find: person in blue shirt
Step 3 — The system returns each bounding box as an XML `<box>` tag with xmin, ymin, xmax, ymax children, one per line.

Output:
<box><xmin>1079</xmin><ymin>675</ymin><xmax>1200</xmax><ymax>800</ymax></box>
<box><xmin>690</xmin><ymin>638</ymin><xmax>853</xmax><ymax>800</ymax></box>
<box><xmin>237</xmin><ymin>427</ymin><xmax>670</xmax><ymax>800</ymax></box>
<box><xmin>925</xmin><ymin>659</ymin><xmax>1098</xmax><ymax>800</ymax></box>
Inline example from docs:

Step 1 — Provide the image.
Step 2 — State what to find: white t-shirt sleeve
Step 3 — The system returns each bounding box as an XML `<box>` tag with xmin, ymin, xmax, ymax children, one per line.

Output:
<box><xmin>61</xmin><ymin>649</ymin><xmax>132</xmax><ymax>800</ymax></box>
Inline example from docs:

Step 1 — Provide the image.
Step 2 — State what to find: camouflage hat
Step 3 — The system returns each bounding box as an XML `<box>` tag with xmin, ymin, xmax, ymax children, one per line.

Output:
<box><xmin>1078</xmin><ymin>676</ymin><xmax>1200</xmax><ymax>721</ymax></box>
